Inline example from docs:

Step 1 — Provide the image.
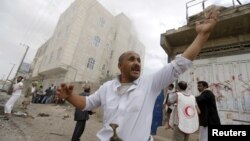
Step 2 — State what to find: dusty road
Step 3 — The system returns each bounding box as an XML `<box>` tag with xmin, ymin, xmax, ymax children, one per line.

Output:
<box><xmin>0</xmin><ymin>92</ymin><xmax>102</xmax><ymax>141</ymax></box>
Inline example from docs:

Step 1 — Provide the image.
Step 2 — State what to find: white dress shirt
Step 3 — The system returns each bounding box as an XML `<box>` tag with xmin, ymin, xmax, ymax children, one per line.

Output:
<box><xmin>84</xmin><ymin>55</ymin><xmax>192</xmax><ymax>141</ymax></box>
<box><xmin>12</xmin><ymin>81</ymin><xmax>23</xmax><ymax>95</ymax></box>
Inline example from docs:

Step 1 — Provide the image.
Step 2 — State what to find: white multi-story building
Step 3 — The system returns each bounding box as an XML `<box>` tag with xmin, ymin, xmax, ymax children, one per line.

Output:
<box><xmin>31</xmin><ymin>0</ymin><xmax>145</xmax><ymax>87</ymax></box>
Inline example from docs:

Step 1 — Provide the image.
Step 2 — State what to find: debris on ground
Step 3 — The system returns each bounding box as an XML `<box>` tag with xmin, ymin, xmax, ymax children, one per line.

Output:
<box><xmin>50</xmin><ymin>132</ymin><xmax>65</xmax><ymax>136</ymax></box>
<box><xmin>62</xmin><ymin>113</ymin><xmax>69</xmax><ymax>119</ymax></box>
<box><xmin>13</xmin><ymin>111</ymin><xmax>27</xmax><ymax>117</ymax></box>
<box><xmin>37</xmin><ymin>113</ymin><xmax>50</xmax><ymax>117</ymax></box>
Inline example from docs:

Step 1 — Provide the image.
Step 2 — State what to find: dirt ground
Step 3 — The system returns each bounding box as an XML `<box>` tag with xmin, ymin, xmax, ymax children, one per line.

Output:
<box><xmin>0</xmin><ymin>92</ymin><xmax>103</xmax><ymax>141</ymax></box>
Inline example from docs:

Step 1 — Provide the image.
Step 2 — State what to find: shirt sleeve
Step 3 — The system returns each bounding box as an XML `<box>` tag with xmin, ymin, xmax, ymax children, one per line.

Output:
<box><xmin>19</xmin><ymin>83</ymin><xmax>24</xmax><ymax>89</ymax></box>
<box><xmin>150</xmin><ymin>54</ymin><xmax>192</xmax><ymax>94</ymax></box>
<box><xmin>196</xmin><ymin>91</ymin><xmax>210</xmax><ymax>104</ymax></box>
<box><xmin>84</xmin><ymin>84</ymin><xmax>104</xmax><ymax>111</ymax></box>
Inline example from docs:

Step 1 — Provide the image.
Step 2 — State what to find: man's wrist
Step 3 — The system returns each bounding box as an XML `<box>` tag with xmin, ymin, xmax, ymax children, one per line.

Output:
<box><xmin>65</xmin><ymin>93</ymin><xmax>73</xmax><ymax>100</ymax></box>
<box><xmin>197</xmin><ymin>32</ymin><xmax>210</xmax><ymax>38</ymax></box>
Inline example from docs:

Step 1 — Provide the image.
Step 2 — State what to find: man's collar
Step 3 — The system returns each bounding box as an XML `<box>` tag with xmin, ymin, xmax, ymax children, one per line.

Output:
<box><xmin>200</xmin><ymin>88</ymin><xmax>210</xmax><ymax>94</ymax></box>
<box><xmin>113</xmin><ymin>75</ymin><xmax>140</xmax><ymax>91</ymax></box>
<box><xmin>116</xmin><ymin>75</ymin><xmax>140</xmax><ymax>84</ymax></box>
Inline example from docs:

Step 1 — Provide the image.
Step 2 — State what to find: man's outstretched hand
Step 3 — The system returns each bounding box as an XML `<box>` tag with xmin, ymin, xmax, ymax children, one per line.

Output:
<box><xmin>195</xmin><ymin>6</ymin><xmax>221</xmax><ymax>35</ymax></box>
<box><xmin>57</xmin><ymin>83</ymin><xmax>74</xmax><ymax>100</ymax></box>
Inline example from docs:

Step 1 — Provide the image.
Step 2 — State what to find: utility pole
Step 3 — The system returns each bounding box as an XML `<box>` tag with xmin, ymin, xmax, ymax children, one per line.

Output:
<box><xmin>7</xmin><ymin>44</ymin><xmax>29</xmax><ymax>94</ymax></box>
<box><xmin>13</xmin><ymin>44</ymin><xmax>30</xmax><ymax>79</ymax></box>
<box><xmin>2</xmin><ymin>63</ymin><xmax>15</xmax><ymax>90</ymax></box>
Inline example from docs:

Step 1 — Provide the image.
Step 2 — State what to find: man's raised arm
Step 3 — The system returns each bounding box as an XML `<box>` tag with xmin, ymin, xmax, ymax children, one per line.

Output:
<box><xmin>182</xmin><ymin>7</ymin><xmax>220</xmax><ymax>61</ymax></box>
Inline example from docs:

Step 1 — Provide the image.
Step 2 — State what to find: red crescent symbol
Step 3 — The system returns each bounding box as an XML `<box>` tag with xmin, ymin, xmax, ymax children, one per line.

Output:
<box><xmin>184</xmin><ymin>105</ymin><xmax>195</xmax><ymax>118</ymax></box>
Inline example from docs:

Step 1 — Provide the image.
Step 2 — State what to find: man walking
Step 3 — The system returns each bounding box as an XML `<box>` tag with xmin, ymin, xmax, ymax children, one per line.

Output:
<box><xmin>4</xmin><ymin>76</ymin><xmax>24</xmax><ymax>120</ymax></box>
<box><xmin>169</xmin><ymin>81</ymin><xmax>200</xmax><ymax>141</ymax></box>
<box><xmin>71</xmin><ymin>84</ymin><xmax>94</xmax><ymax>141</ymax></box>
<box><xmin>196</xmin><ymin>81</ymin><xmax>221</xmax><ymax>141</ymax></box>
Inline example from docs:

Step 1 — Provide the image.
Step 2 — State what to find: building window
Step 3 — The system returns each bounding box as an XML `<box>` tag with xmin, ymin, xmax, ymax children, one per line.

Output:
<box><xmin>114</xmin><ymin>32</ymin><xmax>117</xmax><ymax>40</ymax></box>
<box><xmin>92</xmin><ymin>36</ymin><xmax>101</xmax><ymax>47</ymax></box>
<box><xmin>102</xmin><ymin>64</ymin><xmax>106</xmax><ymax>70</ymax></box>
<box><xmin>87</xmin><ymin>58</ymin><xmax>95</xmax><ymax>70</ymax></box>
<box><xmin>99</xmin><ymin>17</ymin><xmax>105</xmax><ymax>27</ymax></box>
<box><xmin>110</xmin><ymin>50</ymin><xmax>113</xmax><ymax>59</ymax></box>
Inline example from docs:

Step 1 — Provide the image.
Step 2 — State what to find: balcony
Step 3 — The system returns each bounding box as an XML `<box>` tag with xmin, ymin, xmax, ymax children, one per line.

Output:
<box><xmin>161</xmin><ymin>3</ymin><xmax>250</xmax><ymax>58</ymax></box>
<box><xmin>38</xmin><ymin>63</ymin><xmax>69</xmax><ymax>76</ymax></box>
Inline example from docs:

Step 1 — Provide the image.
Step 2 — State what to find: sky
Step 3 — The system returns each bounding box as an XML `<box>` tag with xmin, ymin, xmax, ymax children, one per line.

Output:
<box><xmin>0</xmin><ymin>0</ymin><xmax>249</xmax><ymax>80</ymax></box>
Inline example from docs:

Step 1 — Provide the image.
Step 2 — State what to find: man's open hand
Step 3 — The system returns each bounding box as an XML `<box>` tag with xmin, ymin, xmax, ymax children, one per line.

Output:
<box><xmin>56</xmin><ymin>83</ymin><xmax>74</xmax><ymax>100</ymax></box>
<box><xmin>195</xmin><ymin>6</ymin><xmax>221</xmax><ymax>34</ymax></box>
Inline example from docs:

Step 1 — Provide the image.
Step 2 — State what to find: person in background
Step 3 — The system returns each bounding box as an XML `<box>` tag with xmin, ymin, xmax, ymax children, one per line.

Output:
<box><xmin>4</xmin><ymin>76</ymin><xmax>24</xmax><ymax>120</ymax></box>
<box><xmin>196</xmin><ymin>81</ymin><xmax>221</xmax><ymax>141</ymax></box>
<box><xmin>71</xmin><ymin>84</ymin><xmax>94</xmax><ymax>141</ymax></box>
<box><xmin>168</xmin><ymin>81</ymin><xmax>200</xmax><ymax>141</ymax></box>
<box><xmin>41</xmin><ymin>85</ymin><xmax>53</xmax><ymax>104</ymax></box>
<box><xmin>35</xmin><ymin>85</ymin><xmax>44</xmax><ymax>103</ymax></box>
<box><xmin>163</xmin><ymin>83</ymin><xmax>175</xmax><ymax>129</ymax></box>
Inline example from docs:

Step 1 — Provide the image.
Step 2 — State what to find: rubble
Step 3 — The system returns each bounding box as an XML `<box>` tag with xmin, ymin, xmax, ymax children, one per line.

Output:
<box><xmin>0</xmin><ymin>92</ymin><xmax>102</xmax><ymax>141</ymax></box>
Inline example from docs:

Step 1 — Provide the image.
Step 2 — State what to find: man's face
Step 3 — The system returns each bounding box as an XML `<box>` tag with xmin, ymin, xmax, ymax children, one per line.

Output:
<box><xmin>168</xmin><ymin>86</ymin><xmax>173</xmax><ymax>90</ymax></box>
<box><xmin>119</xmin><ymin>52</ymin><xmax>141</xmax><ymax>82</ymax></box>
<box><xmin>197</xmin><ymin>83</ymin><xmax>205</xmax><ymax>92</ymax></box>
<box><xmin>17</xmin><ymin>76</ymin><xmax>23</xmax><ymax>82</ymax></box>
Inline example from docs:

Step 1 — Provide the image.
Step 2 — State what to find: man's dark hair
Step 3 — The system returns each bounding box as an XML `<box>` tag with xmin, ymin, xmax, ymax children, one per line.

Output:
<box><xmin>198</xmin><ymin>81</ymin><xmax>209</xmax><ymax>88</ymax></box>
<box><xmin>18</xmin><ymin>76</ymin><xmax>23</xmax><ymax>80</ymax></box>
<box><xmin>177</xmin><ymin>81</ymin><xmax>187</xmax><ymax>91</ymax></box>
<box><xmin>169</xmin><ymin>83</ymin><xmax>174</xmax><ymax>88</ymax></box>
<box><xmin>17</xmin><ymin>76</ymin><xmax>24</xmax><ymax>82</ymax></box>
<box><xmin>84</xmin><ymin>87</ymin><xmax>90</xmax><ymax>93</ymax></box>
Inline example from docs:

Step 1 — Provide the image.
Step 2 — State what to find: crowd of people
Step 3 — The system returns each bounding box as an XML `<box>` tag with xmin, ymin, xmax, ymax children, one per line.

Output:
<box><xmin>31</xmin><ymin>84</ymin><xmax>57</xmax><ymax>104</ymax></box>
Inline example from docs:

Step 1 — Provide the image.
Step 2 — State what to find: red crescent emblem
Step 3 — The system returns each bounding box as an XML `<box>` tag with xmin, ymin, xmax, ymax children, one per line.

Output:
<box><xmin>183</xmin><ymin>105</ymin><xmax>195</xmax><ymax>118</ymax></box>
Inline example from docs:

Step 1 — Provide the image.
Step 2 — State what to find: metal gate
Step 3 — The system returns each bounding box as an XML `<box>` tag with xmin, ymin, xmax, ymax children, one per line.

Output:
<box><xmin>179</xmin><ymin>53</ymin><xmax>250</xmax><ymax>124</ymax></box>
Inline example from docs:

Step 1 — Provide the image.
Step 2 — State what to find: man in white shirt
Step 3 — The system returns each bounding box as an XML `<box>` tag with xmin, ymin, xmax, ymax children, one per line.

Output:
<box><xmin>57</xmin><ymin>8</ymin><xmax>220</xmax><ymax>141</ymax></box>
<box><xmin>4</xmin><ymin>76</ymin><xmax>24</xmax><ymax>120</ymax></box>
<box><xmin>163</xmin><ymin>83</ymin><xmax>175</xmax><ymax>129</ymax></box>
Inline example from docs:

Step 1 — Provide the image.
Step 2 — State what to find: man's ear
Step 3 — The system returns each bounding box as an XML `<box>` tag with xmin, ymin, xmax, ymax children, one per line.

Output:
<box><xmin>118</xmin><ymin>63</ymin><xmax>121</xmax><ymax>69</ymax></box>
